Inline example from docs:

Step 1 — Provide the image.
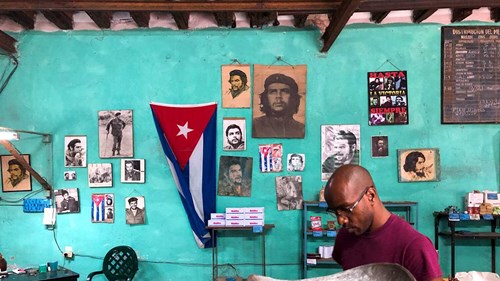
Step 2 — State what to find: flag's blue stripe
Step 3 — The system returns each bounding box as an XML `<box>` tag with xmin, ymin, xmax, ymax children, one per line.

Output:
<box><xmin>201</xmin><ymin>110</ymin><xmax>216</xmax><ymax>224</ymax></box>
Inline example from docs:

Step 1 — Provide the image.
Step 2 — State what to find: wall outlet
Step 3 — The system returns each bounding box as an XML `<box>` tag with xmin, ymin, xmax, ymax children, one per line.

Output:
<box><xmin>64</xmin><ymin>246</ymin><xmax>73</xmax><ymax>259</ymax></box>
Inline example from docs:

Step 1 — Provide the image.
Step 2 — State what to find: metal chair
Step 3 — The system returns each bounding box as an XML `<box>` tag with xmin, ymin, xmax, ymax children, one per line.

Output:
<box><xmin>87</xmin><ymin>245</ymin><xmax>138</xmax><ymax>281</ymax></box>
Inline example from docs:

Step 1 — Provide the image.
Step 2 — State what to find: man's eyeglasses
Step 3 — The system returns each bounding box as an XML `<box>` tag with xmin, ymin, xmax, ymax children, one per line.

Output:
<box><xmin>326</xmin><ymin>186</ymin><xmax>373</xmax><ymax>218</ymax></box>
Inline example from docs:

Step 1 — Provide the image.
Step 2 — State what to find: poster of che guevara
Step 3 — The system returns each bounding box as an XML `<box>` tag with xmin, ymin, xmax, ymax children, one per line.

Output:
<box><xmin>368</xmin><ymin>71</ymin><xmax>408</xmax><ymax>126</ymax></box>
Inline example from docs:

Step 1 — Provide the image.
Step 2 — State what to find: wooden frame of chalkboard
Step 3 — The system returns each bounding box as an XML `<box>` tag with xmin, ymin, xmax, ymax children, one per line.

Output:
<box><xmin>441</xmin><ymin>26</ymin><xmax>500</xmax><ymax>124</ymax></box>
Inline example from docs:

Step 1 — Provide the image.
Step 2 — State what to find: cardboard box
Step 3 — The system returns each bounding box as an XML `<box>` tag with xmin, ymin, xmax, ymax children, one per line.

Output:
<box><xmin>225</xmin><ymin>207</ymin><xmax>244</xmax><ymax>214</ymax></box>
<box><xmin>484</xmin><ymin>191</ymin><xmax>500</xmax><ymax>206</ymax></box>
<box><xmin>244</xmin><ymin>220</ymin><xmax>264</xmax><ymax>226</ymax></box>
<box><xmin>225</xmin><ymin>220</ymin><xmax>244</xmax><ymax>227</ymax></box>
<box><xmin>244</xmin><ymin>207</ymin><xmax>264</xmax><ymax>213</ymax></box>
<box><xmin>244</xmin><ymin>213</ymin><xmax>264</xmax><ymax>220</ymax></box>
<box><xmin>210</xmin><ymin>213</ymin><xmax>226</xmax><ymax>219</ymax></box>
<box><xmin>226</xmin><ymin>214</ymin><xmax>245</xmax><ymax>220</ymax></box>
<box><xmin>465</xmin><ymin>192</ymin><xmax>484</xmax><ymax>206</ymax></box>
<box><xmin>208</xmin><ymin>219</ymin><xmax>226</xmax><ymax>226</ymax></box>
<box><xmin>216</xmin><ymin>277</ymin><xmax>243</xmax><ymax>281</ymax></box>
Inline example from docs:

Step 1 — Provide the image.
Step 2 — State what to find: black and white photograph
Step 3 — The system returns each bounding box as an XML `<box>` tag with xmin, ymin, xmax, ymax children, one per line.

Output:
<box><xmin>1</xmin><ymin>154</ymin><xmax>32</xmax><ymax>192</ymax></box>
<box><xmin>217</xmin><ymin>156</ymin><xmax>252</xmax><ymax>197</ymax></box>
<box><xmin>371</xmin><ymin>136</ymin><xmax>389</xmax><ymax>158</ymax></box>
<box><xmin>64</xmin><ymin>171</ymin><xmax>76</xmax><ymax>181</ymax></box>
<box><xmin>121</xmin><ymin>159</ymin><xmax>145</xmax><ymax>183</ymax></box>
<box><xmin>222</xmin><ymin>64</ymin><xmax>251</xmax><ymax>108</ymax></box>
<box><xmin>91</xmin><ymin>193</ymin><xmax>114</xmax><ymax>223</ymax></box>
<box><xmin>64</xmin><ymin>135</ymin><xmax>86</xmax><ymax>167</ymax></box>
<box><xmin>223</xmin><ymin>118</ymin><xmax>246</xmax><ymax>151</ymax></box>
<box><xmin>252</xmin><ymin>64</ymin><xmax>307</xmax><ymax>138</ymax></box>
<box><xmin>98</xmin><ymin>110</ymin><xmax>133</xmax><ymax>158</ymax></box>
<box><xmin>55</xmin><ymin>188</ymin><xmax>80</xmax><ymax>214</ymax></box>
<box><xmin>125</xmin><ymin>196</ymin><xmax>145</xmax><ymax>225</ymax></box>
<box><xmin>88</xmin><ymin>163</ymin><xmax>113</xmax><ymax>187</ymax></box>
<box><xmin>287</xmin><ymin>153</ymin><xmax>305</xmax><ymax>172</ymax></box>
<box><xmin>275</xmin><ymin>176</ymin><xmax>303</xmax><ymax>211</ymax></box>
<box><xmin>321</xmin><ymin>125</ymin><xmax>360</xmax><ymax>181</ymax></box>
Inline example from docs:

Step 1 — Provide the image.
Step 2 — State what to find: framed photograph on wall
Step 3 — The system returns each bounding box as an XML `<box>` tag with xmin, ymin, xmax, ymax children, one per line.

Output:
<box><xmin>88</xmin><ymin>163</ymin><xmax>113</xmax><ymax>187</ymax></box>
<box><xmin>98</xmin><ymin>110</ymin><xmax>133</xmax><ymax>158</ymax></box>
<box><xmin>91</xmin><ymin>193</ymin><xmax>114</xmax><ymax>223</ymax></box>
<box><xmin>1</xmin><ymin>154</ymin><xmax>32</xmax><ymax>192</ymax></box>
<box><xmin>397</xmin><ymin>148</ymin><xmax>440</xmax><ymax>182</ymax></box>
<box><xmin>371</xmin><ymin>136</ymin><xmax>389</xmax><ymax>158</ymax></box>
<box><xmin>275</xmin><ymin>175</ymin><xmax>303</xmax><ymax>211</ymax></box>
<box><xmin>252</xmin><ymin>64</ymin><xmax>307</xmax><ymax>138</ymax></box>
<box><xmin>217</xmin><ymin>156</ymin><xmax>253</xmax><ymax>197</ymax></box>
<box><xmin>55</xmin><ymin>188</ymin><xmax>80</xmax><ymax>214</ymax></box>
<box><xmin>221</xmin><ymin>64</ymin><xmax>251</xmax><ymax>108</ymax></box>
<box><xmin>222</xmin><ymin>118</ymin><xmax>246</xmax><ymax>151</ymax></box>
<box><xmin>64</xmin><ymin>135</ymin><xmax>86</xmax><ymax>167</ymax></box>
<box><xmin>121</xmin><ymin>159</ymin><xmax>145</xmax><ymax>183</ymax></box>
<box><xmin>320</xmin><ymin>125</ymin><xmax>360</xmax><ymax>181</ymax></box>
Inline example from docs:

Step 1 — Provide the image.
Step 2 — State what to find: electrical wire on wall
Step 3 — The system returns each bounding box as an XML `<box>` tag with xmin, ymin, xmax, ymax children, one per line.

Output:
<box><xmin>0</xmin><ymin>53</ymin><xmax>18</xmax><ymax>96</ymax></box>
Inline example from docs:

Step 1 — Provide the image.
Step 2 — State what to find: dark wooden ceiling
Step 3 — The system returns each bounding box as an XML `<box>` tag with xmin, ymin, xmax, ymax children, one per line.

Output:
<box><xmin>0</xmin><ymin>0</ymin><xmax>499</xmax><ymax>55</ymax></box>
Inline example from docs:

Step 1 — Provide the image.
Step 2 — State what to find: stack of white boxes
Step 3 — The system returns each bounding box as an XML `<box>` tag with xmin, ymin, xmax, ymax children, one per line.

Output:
<box><xmin>208</xmin><ymin>207</ymin><xmax>265</xmax><ymax>227</ymax></box>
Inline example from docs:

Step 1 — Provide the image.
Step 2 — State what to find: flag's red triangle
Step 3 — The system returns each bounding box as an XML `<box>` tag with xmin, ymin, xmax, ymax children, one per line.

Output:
<box><xmin>151</xmin><ymin>102</ymin><xmax>217</xmax><ymax>170</ymax></box>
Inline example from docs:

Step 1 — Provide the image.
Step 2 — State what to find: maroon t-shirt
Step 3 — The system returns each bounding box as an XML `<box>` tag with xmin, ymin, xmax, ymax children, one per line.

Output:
<box><xmin>333</xmin><ymin>214</ymin><xmax>442</xmax><ymax>281</ymax></box>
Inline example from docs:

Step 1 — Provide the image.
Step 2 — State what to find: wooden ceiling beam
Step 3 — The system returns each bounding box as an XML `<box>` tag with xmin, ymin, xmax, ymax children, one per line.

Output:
<box><xmin>130</xmin><ymin>11</ymin><xmax>150</xmax><ymax>27</ymax></box>
<box><xmin>171</xmin><ymin>12</ymin><xmax>189</xmax><ymax>30</ymax></box>
<box><xmin>0</xmin><ymin>30</ymin><xmax>16</xmax><ymax>55</ymax></box>
<box><xmin>213</xmin><ymin>12</ymin><xmax>235</xmax><ymax>27</ymax></box>
<box><xmin>86</xmin><ymin>11</ymin><xmax>112</xmax><ymax>28</ymax></box>
<box><xmin>0</xmin><ymin>1</ymin><xmax>497</xmax><ymax>13</ymax></box>
<box><xmin>491</xmin><ymin>8</ymin><xmax>500</xmax><ymax>22</ymax></box>
<box><xmin>370</xmin><ymin>11</ymin><xmax>389</xmax><ymax>23</ymax></box>
<box><xmin>451</xmin><ymin>8</ymin><xmax>473</xmax><ymax>22</ymax></box>
<box><xmin>41</xmin><ymin>11</ymin><xmax>73</xmax><ymax>30</ymax></box>
<box><xmin>293</xmin><ymin>14</ymin><xmax>308</xmax><ymax>28</ymax></box>
<box><xmin>248</xmin><ymin>12</ymin><xmax>277</xmax><ymax>28</ymax></box>
<box><xmin>412</xmin><ymin>9</ymin><xmax>437</xmax><ymax>23</ymax></box>
<box><xmin>321</xmin><ymin>0</ymin><xmax>361</xmax><ymax>53</ymax></box>
<box><xmin>6</xmin><ymin>11</ymin><xmax>35</xmax><ymax>29</ymax></box>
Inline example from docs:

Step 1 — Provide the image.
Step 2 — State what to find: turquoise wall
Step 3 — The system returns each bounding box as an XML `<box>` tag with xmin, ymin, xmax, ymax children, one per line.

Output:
<box><xmin>0</xmin><ymin>22</ymin><xmax>499</xmax><ymax>280</ymax></box>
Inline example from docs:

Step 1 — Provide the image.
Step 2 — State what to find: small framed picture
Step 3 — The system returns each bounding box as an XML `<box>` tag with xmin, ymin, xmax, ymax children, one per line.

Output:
<box><xmin>397</xmin><ymin>148</ymin><xmax>440</xmax><ymax>182</ymax></box>
<box><xmin>125</xmin><ymin>196</ymin><xmax>146</xmax><ymax>225</ymax></box>
<box><xmin>64</xmin><ymin>136</ymin><xmax>87</xmax><ymax>167</ymax></box>
<box><xmin>222</xmin><ymin>118</ymin><xmax>246</xmax><ymax>151</ymax></box>
<box><xmin>1</xmin><ymin>154</ymin><xmax>32</xmax><ymax>192</ymax></box>
<box><xmin>55</xmin><ymin>188</ymin><xmax>80</xmax><ymax>214</ymax></box>
<box><xmin>221</xmin><ymin>65</ymin><xmax>251</xmax><ymax>108</ymax></box>
<box><xmin>88</xmin><ymin>163</ymin><xmax>113</xmax><ymax>187</ymax></box>
<box><xmin>371</xmin><ymin>136</ymin><xmax>389</xmax><ymax>158</ymax></box>
<box><xmin>64</xmin><ymin>171</ymin><xmax>76</xmax><ymax>181</ymax></box>
<box><xmin>91</xmin><ymin>193</ymin><xmax>114</xmax><ymax>223</ymax></box>
<box><xmin>98</xmin><ymin>110</ymin><xmax>133</xmax><ymax>158</ymax></box>
<box><xmin>287</xmin><ymin>153</ymin><xmax>305</xmax><ymax>172</ymax></box>
<box><xmin>121</xmin><ymin>159</ymin><xmax>145</xmax><ymax>183</ymax></box>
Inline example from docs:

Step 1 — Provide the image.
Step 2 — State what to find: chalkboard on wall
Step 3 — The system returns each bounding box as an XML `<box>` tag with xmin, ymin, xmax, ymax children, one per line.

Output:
<box><xmin>441</xmin><ymin>26</ymin><xmax>500</xmax><ymax>124</ymax></box>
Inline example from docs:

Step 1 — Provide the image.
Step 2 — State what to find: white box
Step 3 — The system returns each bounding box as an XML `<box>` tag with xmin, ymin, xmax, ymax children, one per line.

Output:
<box><xmin>244</xmin><ymin>220</ymin><xmax>264</xmax><ymax>226</ymax></box>
<box><xmin>226</xmin><ymin>214</ymin><xmax>245</xmax><ymax>220</ymax></box>
<box><xmin>226</xmin><ymin>207</ymin><xmax>244</xmax><ymax>214</ymax></box>
<box><xmin>244</xmin><ymin>207</ymin><xmax>264</xmax><ymax>213</ymax></box>
<box><xmin>466</xmin><ymin>192</ymin><xmax>484</xmax><ymax>206</ymax></box>
<box><xmin>210</xmin><ymin>213</ymin><xmax>226</xmax><ymax>219</ymax></box>
<box><xmin>225</xmin><ymin>220</ymin><xmax>244</xmax><ymax>227</ymax></box>
<box><xmin>208</xmin><ymin>219</ymin><xmax>226</xmax><ymax>226</ymax></box>
<box><xmin>244</xmin><ymin>213</ymin><xmax>264</xmax><ymax>220</ymax></box>
<box><xmin>484</xmin><ymin>191</ymin><xmax>500</xmax><ymax>206</ymax></box>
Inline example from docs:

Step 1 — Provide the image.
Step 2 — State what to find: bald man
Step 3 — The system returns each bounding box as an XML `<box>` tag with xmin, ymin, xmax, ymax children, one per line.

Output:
<box><xmin>324</xmin><ymin>164</ymin><xmax>442</xmax><ymax>281</ymax></box>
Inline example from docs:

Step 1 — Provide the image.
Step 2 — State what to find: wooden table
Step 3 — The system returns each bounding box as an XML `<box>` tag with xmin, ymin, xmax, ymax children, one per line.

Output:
<box><xmin>2</xmin><ymin>267</ymin><xmax>79</xmax><ymax>281</ymax></box>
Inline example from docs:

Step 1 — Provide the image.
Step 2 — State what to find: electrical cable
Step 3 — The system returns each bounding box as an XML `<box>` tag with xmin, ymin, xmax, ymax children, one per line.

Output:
<box><xmin>0</xmin><ymin>54</ymin><xmax>18</xmax><ymax>96</ymax></box>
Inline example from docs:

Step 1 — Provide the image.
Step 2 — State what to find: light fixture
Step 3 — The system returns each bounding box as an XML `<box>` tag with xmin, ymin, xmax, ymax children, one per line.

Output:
<box><xmin>0</xmin><ymin>126</ymin><xmax>53</xmax><ymax>194</ymax></box>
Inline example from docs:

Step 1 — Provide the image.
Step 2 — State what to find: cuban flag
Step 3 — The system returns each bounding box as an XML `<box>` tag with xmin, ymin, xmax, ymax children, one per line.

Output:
<box><xmin>91</xmin><ymin>194</ymin><xmax>106</xmax><ymax>222</ymax></box>
<box><xmin>150</xmin><ymin>102</ymin><xmax>217</xmax><ymax>248</ymax></box>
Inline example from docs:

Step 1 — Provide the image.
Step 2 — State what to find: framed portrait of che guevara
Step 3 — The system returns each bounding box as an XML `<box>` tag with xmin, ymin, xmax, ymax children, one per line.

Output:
<box><xmin>1</xmin><ymin>154</ymin><xmax>32</xmax><ymax>192</ymax></box>
<box><xmin>252</xmin><ymin>64</ymin><xmax>307</xmax><ymax>139</ymax></box>
<box><xmin>98</xmin><ymin>110</ymin><xmax>134</xmax><ymax>158</ymax></box>
<box><xmin>222</xmin><ymin>65</ymin><xmax>251</xmax><ymax>108</ymax></box>
<box><xmin>397</xmin><ymin>148</ymin><xmax>440</xmax><ymax>182</ymax></box>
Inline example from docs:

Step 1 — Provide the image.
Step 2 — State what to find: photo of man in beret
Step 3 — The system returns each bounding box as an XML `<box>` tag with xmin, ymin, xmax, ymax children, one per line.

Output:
<box><xmin>252</xmin><ymin>65</ymin><xmax>306</xmax><ymax>138</ymax></box>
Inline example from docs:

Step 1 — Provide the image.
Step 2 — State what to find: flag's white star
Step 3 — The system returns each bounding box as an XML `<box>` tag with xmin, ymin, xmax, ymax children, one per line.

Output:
<box><xmin>177</xmin><ymin>121</ymin><xmax>193</xmax><ymax>139</ymax></box>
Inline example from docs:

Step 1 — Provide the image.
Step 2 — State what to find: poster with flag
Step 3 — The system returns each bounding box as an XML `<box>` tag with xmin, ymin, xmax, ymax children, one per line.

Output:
<box><xmin>91</xmin><ymin>193</ymin><xmax>114</xmax><ymax>223</ymax></box>
<box><xmin>150</xmin><ymin>102</ymin><xmax>217</xmax><ymax>248</ymax></box>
